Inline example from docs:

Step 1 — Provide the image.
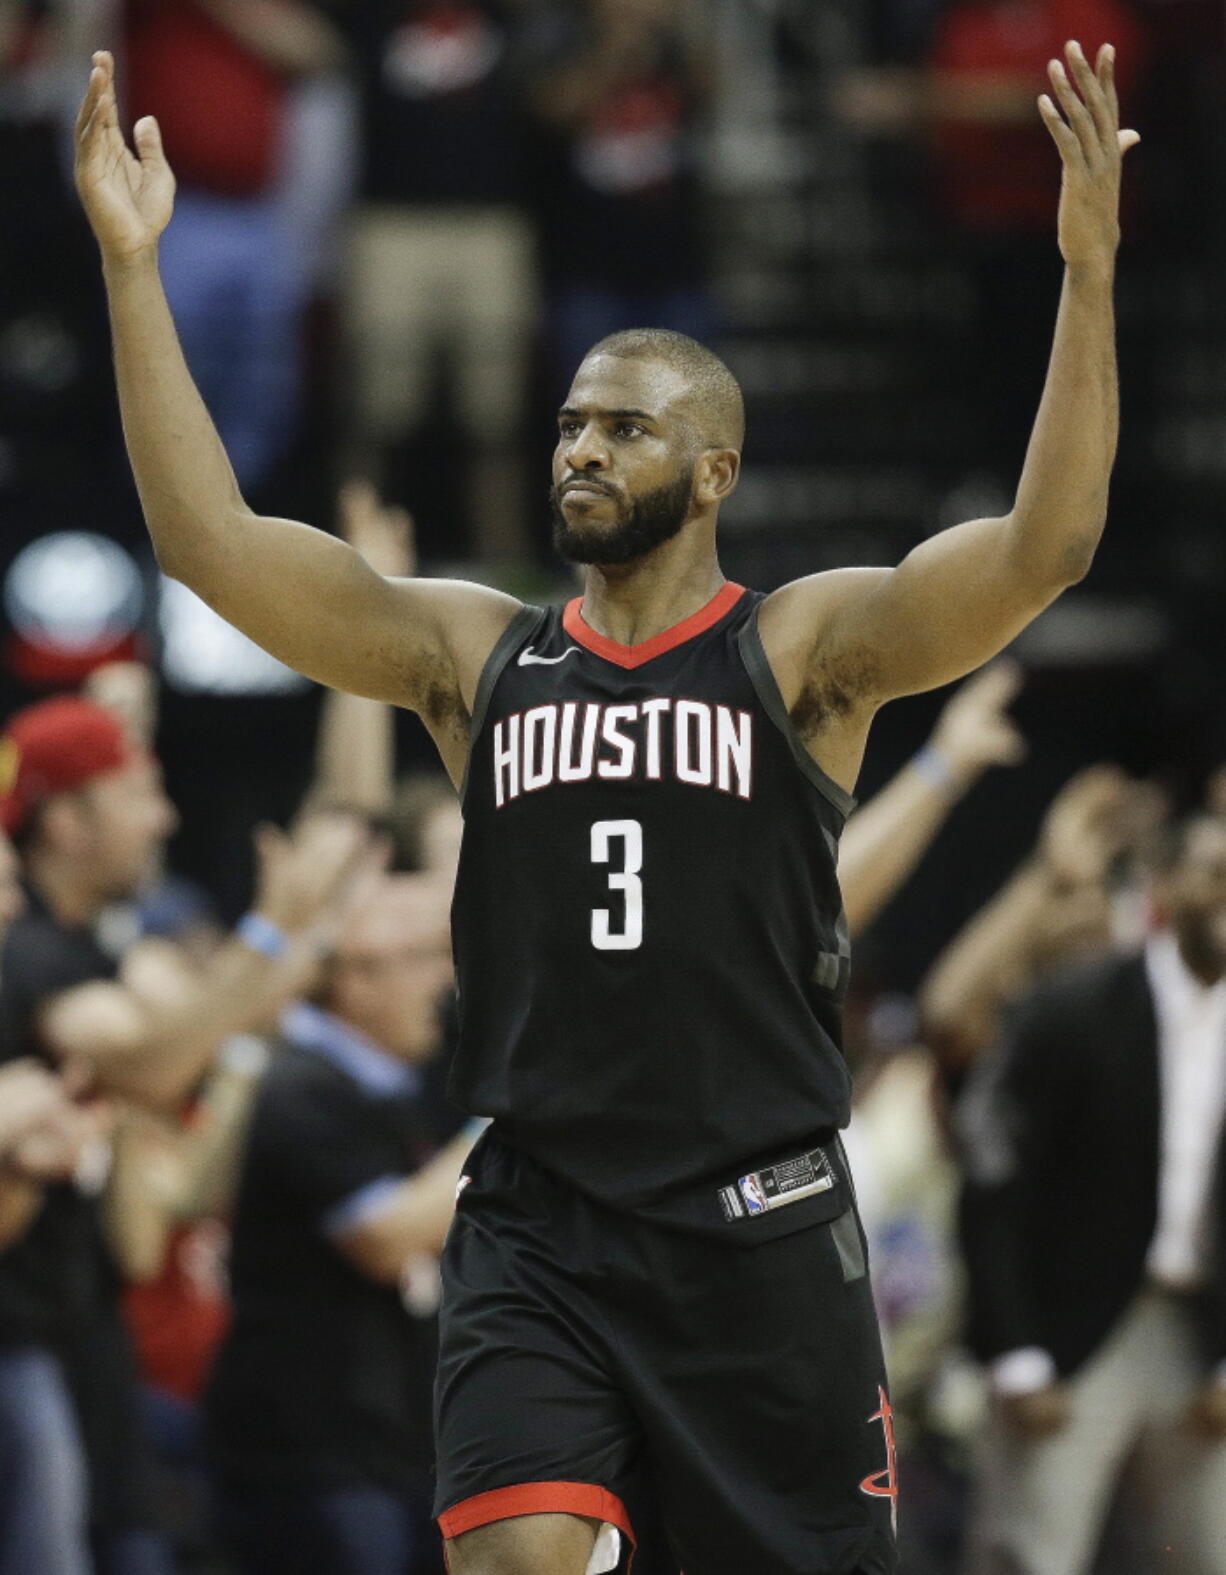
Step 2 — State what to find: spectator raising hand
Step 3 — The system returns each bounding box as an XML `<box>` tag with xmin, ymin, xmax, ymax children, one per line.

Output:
<box><xmin>839</xmin><ymin>663</ymin><xmax>1025</xmax><ymax>936</ymax></box>
<box><xmin>308</xmin><ymin>481</ymin><xmax>419</xmax><ymax>821</ymax></box>
<box><xmin>0</xmin><ymin>1060</ymin><xmax>69</xmax><ymax>1163</ymax></box>
<box><xmin>921</xmin><ymin>764</ymin><xmax>1161</xmax><ymax>1071</ymax></box>
<box><xmin>338</xmin><ymin>479</ymin><xmax>418</xmax><ymax>579</ymax></box>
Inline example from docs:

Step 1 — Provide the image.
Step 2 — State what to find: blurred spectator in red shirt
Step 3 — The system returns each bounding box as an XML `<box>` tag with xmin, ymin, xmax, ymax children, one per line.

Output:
<box><xmin>123</xmin><ymin>0</ymin><xmax>348</xmax><ymax>493</ymax></box>
<box><xmin>835</xmin><ymin>1</ymin><xmax>1148</xmax><ymax>484</ymax></box>
<box><xmin>928</xmin><ymin>0</ymin><xmax>1144</xmax><ymax>232</ymax></box>
<box><xmin>523</xmin><ymin>0</ymin><xmax>717</xmax><ymax>390</ymax></box>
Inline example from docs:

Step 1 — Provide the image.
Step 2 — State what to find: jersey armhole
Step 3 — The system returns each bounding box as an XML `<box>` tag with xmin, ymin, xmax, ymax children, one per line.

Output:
<box><xmin>736</xmin><ymin>608</ymin><xmax>858</xmax><ymax>821</ymax></box>
<box><xmin>459</xmin><ymin>605</ymin><xmax>546</xmax><ymax>807</ymax></box>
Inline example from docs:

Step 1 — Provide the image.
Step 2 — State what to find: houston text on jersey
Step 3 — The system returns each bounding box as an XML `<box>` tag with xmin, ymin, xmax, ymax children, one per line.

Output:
<box><xmin>492</xmin><ymin>698</ymin><xmax>753</xmax><ymax>808</ymax></box>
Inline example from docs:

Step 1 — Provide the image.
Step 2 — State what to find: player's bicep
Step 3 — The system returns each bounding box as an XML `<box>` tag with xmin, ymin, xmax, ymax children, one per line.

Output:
<box><xmin>770</xmin><ymin>516</ymin><xmax>1061</xmax><ymax>707</ymax></box>
<box><xmin>860</xmin><ymin>515</ymin><xmax>1063</xmax><ymax>696</ymax></box>
<box><xmin>180</xmin><ymin>507</ymin><xmax>521</xmax><ymax>710</ymax></box>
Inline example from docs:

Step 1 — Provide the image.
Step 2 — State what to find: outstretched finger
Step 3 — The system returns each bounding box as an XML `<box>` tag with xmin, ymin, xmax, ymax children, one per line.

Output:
<box><xmin>1048</xmin><ymin>54</ymin><xmax>1097</xmax><ymax>157</ymax></box>
<box><xmin>1065</xmin><ymin>40</ymin><xmax>1114</xmax><ymax>153</ymax></box>
<box><xmin>1038</xmin><ymin>93</ymin><xmax>1080</xmax><ymax>164</ymax></box>
<box><xmin>1096</xmin><ymin>43</ymin><xmax>1119</xmax><ymax>125</ymax></box>
<box><xmin>133</xmin><ymin>115</ymin><xmax>169</xmax><ymax>177</ymax></box>
<box><xmin>75</xmin><ymin>64</ymin><xmax>104</xmax><ymax>141</ymax></box>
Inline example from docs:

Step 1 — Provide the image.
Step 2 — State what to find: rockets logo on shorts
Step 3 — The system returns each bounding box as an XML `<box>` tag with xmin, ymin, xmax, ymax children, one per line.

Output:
<box><xmin>860</xmin><ymin>1385</ymin><xmax>898</xmax><ymax>1535</ymax></box>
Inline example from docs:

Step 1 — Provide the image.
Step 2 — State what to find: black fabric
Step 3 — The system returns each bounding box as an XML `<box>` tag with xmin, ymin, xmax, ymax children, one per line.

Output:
<box><xmin>0</xmin><ymin>886</ymin><xmax>149</xmax><ymax>1529</ymax></box>
<box><xmin>0</xmin><ymin>889</ymin><xmax>121</xmax><ymax>1349</ymax></box>
<box><xmin>959</xmin><ymin>950</ymin><xmax>1226</xmax><ymax>1375</ymax></box>
<box><xmin>205</xmin><ymin>1039</ymin><xmax>439</xmax><ymax>1494</ymax></box>
<box><xmin>434</xmin><ymin>1132</ymin><xmax>898</xmax><ymax>1575</ymax></box>
<box><xmin>521</xmin><ymin>7</ymin><xmax>707</xmax><ymax>291</ymax></box>
<box><xmin>338</xmin><ymin>0</ymin><xmax>528</xmax><ymax>206</ymax></box>
<box><xmin>450</xmin><ymin>587</ymin><xmax>855</xmax><ymax>1232</ymax></box>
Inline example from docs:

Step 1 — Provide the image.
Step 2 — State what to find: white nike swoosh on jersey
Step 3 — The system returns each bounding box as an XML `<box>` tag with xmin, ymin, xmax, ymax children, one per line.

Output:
<box><xmin>518</xmin><ymin>645</ymin><xmax>580</xmax><ymax>666</ymax></box>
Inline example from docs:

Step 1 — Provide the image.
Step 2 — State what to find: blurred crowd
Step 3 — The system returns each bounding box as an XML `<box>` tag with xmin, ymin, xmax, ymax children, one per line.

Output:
<box><xmin>2</xmin><ymin>0</ymin><xmax>718</xmax><ymax>563</ymax></box>
<box><xmin>4</xmin><ymin>1</ymin><xmax>1226</xmax><ymax>1574</ymax></box>
<box><xmin>4</xmin><ymin>495</ymin><xmax>1226</xmax><ymax>1575</ymax></box>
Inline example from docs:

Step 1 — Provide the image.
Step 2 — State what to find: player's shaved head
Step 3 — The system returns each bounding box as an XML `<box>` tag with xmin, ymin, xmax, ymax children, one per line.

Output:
<box><xmin>583</xmin><ymin>329</ymin><xmax>745</xmax><ymax>452</ymax></box>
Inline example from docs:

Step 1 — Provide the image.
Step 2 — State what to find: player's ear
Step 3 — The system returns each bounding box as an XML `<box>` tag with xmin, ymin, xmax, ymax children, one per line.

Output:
<box><xmin>694</xmin><ymin>448</ymin><xmax>740</xmax><ymax>506</ymax></box>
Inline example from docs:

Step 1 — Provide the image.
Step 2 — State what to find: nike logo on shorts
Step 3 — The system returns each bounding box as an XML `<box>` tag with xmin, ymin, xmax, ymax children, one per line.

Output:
<box><xmin>518</xmin><ymin>646</ymin><xmax>579</xmax><ymax>666</ymax></box>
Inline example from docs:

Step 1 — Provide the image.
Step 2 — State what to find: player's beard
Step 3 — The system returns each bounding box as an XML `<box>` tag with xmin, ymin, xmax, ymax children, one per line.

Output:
<box><xmin>550</xmin><ymin>467</ymin><xmax>695</xmax><ymax>566</ymax></box>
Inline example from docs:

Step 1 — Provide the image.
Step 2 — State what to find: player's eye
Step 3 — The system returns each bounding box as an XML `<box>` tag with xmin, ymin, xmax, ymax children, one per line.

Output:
<box><xmin>616</xmin><ymin>423</ymin><xmax>645</xmax><ymax>439</ymax></box>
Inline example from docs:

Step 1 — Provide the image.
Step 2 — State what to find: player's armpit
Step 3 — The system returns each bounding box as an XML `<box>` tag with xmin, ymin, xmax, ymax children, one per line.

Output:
<box><xmin>173</xmin><ymin>508</ymin><xmax>523</xmax><ymax>718</ymax></box>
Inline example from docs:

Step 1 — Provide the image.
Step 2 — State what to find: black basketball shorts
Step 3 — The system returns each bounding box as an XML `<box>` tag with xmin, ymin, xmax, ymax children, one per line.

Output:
<box><xmin>433</xmin><ymin>1132</ymin><xmax>899</xmax><ymax>1575</ymax></box>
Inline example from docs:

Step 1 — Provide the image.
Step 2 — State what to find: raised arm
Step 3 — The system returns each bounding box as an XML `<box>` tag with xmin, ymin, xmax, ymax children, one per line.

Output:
<box><xmin>761</xmin><ymin>40</ymin><xmax>1138</xmax><ymax>793</ymax></box>
<box><xmin>310</xmin><ymin>484</ymin><xmax>415</xmax><ymax>817</ymax></box>
<box><xmin>36</xmin><ymin>814</ymin><xmax>370</xmax><ymax>1109</ymax></box>
<box><xmin>839</xmin><ymin>664</ymin><xmax>1024</xmax><ymax>936</ymax></box>
<box><xmin>919</xmin><ymin>767</ymin><xmax>1134</xmax><ymax>1071</ymax></box>
<box><xmin>73</xmin><ymin>53</ymin><xmax>519</xmax><ymax>782</ymax></box>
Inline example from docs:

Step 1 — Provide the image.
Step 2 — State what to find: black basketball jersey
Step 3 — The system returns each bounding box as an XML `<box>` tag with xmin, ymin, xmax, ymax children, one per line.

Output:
<box><xmin>450</xmin><ymin>582</ymin><xmax>856</xmax><ymax>1233</ymax></box>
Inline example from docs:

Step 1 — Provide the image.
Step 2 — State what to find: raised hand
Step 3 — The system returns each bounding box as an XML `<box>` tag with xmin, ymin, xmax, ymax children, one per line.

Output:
<box><xmin>337</xmin><ymin>481</ymin><xmax>418</xmax><ymax>579</ymax></box>
<box><xmin>930</xmin><ymin>662</ymin><xmax>1026</xmax><ymax>787</ymax></box>
<box><xmin>74</xmin><ymin>50</ymin><xmax>175</xmax><ymax>264</ymax></box>
<box><xmin>1039</xmin><ymin>40</ymin><xmax>1139</xmax><ymax>274</ymax></box>
<box><xmin>0</xmin><ymin>1060</ymin><xmax>69</xmax><ymax>1155</ymax></box>
<box><xmin>252</xmin><ymin>810</ymin><xmax>377</xmax><ymax>937</ymax></box>
<box><xmin>1039</xmin><ymin>764</ymin><xmax>1137</xmax><ymax>888</ymax></box>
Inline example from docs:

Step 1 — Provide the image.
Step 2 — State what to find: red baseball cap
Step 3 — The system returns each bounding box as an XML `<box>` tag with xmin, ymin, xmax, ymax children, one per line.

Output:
<box><xmin>0</xmin><ymin>697</ymin><xmax>137</xmax><ymax>835</ymax></box>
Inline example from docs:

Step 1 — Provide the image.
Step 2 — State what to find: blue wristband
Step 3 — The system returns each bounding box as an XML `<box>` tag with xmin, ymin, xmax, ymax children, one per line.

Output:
<box><xmin>237</xmin><ymin>912</ymin><xmax>289</xmax><ymax>960</ymax></box>
<box><xmin>911</xmin><ymin>745</ymin><xmax>960</xmax><ymax>798</ymax></box>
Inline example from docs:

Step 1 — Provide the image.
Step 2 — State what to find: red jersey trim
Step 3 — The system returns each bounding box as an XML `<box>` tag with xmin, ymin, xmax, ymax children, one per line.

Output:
<box><xmin>438</xmin><ymin>1480</ymin><xmax>636</xmax><ymax>1544</ymax></box>
<box><xmin>563</xmin><ymin>583</ymin><xmax>746</xmax><ymax>669</ymax></box>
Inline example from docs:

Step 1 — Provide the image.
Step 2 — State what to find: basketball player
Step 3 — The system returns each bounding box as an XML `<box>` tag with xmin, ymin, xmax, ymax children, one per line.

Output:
<box><xmin>74</xmin><ymin>41</ymin><xmax>1136</xmax><ymax>1575</ymax></box>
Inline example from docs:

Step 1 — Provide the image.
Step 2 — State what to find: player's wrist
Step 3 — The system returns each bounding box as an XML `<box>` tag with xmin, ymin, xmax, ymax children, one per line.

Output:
<box><xmin>1062</xmin><ymin>255</ymin><xmax>1116</xmax><ymax>289</ymax></box>
<box><xmin>101</xmin><ymin>244</ymin><xmax>161</xmax><ymax>280</ymax></box>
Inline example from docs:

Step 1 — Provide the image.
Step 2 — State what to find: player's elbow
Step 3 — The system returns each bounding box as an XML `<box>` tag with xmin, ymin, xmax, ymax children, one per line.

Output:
<box><xmin>1007</xmin><ymin>516</ymin><xmax>1102</xmax><ymax>596</ymax></box>
<box><xmin>1057</xmin><ymin>531</ymin><xmax>1099</xmax><ymax>587</ymax></box>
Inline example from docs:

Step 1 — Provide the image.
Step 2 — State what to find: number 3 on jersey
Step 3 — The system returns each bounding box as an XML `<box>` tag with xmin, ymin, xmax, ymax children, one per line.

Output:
<box><xmin>591</xmin><ymin>820</ymin><xmax>643</xmax><ymax>951</ymax></box>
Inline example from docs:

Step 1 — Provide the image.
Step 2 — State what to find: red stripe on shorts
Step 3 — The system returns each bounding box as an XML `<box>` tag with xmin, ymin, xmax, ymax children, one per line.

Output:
<box><xmin>438</xmin><ymin>1480</ymin><xmax>636</xmax><ymax>1546</ymax></box>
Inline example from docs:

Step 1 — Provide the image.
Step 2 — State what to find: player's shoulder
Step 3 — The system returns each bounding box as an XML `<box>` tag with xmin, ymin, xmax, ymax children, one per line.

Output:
<box><xmin>395</xmin><ymin>576</ymin><xmax>525</xmax><ymax>644</ymax></box>
<box><xmin>760</xmin><ymin>566</ymin><xmax>893</xmax><ymax>637</ymax></box>
<box><xmin>756</xmin><ymin>566</ymin><xmax>894</xmax><ymax>697</ymax></box>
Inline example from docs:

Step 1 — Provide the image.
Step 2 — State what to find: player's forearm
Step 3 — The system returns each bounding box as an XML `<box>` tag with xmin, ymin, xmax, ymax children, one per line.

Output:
<box><xmin>102</xmin><ymin>250</ymin><xmax>248</xmax><ymax>590</ymax></box>
<box><xmin>840</xmin><ymin>762</ymin><xmax>964</xmax><ymax>936</ymax></box>
<box><xmin>1007</xmin><ymin>265</ymin><xmax>1119</xmax><ymax>587</ymax></box>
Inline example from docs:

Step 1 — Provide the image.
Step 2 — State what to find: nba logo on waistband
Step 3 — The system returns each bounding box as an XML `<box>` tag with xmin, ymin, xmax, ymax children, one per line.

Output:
<box><xmin>739</xmin><ymin>1172</ymin><xmax>768</xmax><ymax>1214</ymax></box>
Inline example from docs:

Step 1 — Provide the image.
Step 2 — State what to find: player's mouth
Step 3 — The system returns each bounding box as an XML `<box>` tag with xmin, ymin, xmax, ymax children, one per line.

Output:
<box><xmin>562</xmin><ymin>479</ymin><xmax>617</xmax><ymax>501</ymax></box>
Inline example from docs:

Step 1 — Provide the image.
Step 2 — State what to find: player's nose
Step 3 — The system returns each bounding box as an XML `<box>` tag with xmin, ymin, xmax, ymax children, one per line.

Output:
<box><xmin>564</xmin><ymin>422</ymin><xmax>609</xmax><ymax>471</ymax></box>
